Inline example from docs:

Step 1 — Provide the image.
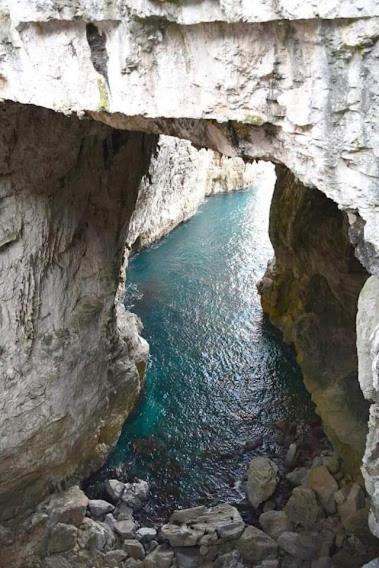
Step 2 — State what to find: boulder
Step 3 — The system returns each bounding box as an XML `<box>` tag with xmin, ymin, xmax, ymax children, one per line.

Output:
<box><xmin>47</xmin><ymin>523</ymin><xmax>77</xmax><ymax>554</ymax></box>
<box><xmin>136</xmin><ymin>527</ymin><xmax>157</xmax><ymax>543</ymax></box>
<box><xmin>307</xmin><ymin>465</ymin><xmax>338</xmax><ymax>514</ymax></box>
<box><xmin>105</xmin><ymin>479</ymin><xmax>125</xmax><ymax>503</ymax></box>
<box><xmin>160</xmin><ymin>523</ymin><xmax>204</xmax><ymax>547</ymax></box>
<box><xmin>103</xmin><ymin>549</ymin><xmax>128</xmax><ymax>566</ymax></box>
<box><xmin>78</xmin><ymin>518</ymin><xmax>115</xmax><ymax>552</ymax></box>
<box><xmin>277</xmin><ymin>531</ymin><xmax>318</xmax><ymax>560</ymax></box>
<box><xmin>121</xmin><ymin>479</ymin><xmax>149</xmax><ymax>510</ymax></box>
<box><xmin>47</xmin><ymin>486</ymin><xmax>88</xmax><ymax>527</ymax></box>
<box><xmin>259</xmin><ymin>510</ymin><xmax>291</xmax><ymax>539</ymax></box>
<box><xmin>170</xmin><ymin>506</ymin><xmax>207</xmax><ymax>524</ymax></box>
<box><xmin>144</xmin><ymin>544</ymin><xmax>175</xmax><ymax>568</ymax></box>
<box><xmin>113</xmin><ymin>519</ymin><xmax>137</xmax><ymax>539</ymax></box>
<box><xmin>114</xmin><ymin>502</ymin><xmax>134</xmax><ymax>520</ymax></box>
<box><xmin>123</xmin><ymin>539</ymin><xmax>146</xmax><ymax>560</ymax></box>
<box><xmin>337</xmin><ymin>483</ymin><xmax>366</xmax><ymax>527</ymax></box>
<box><xmin>214</xmin><ymin>551</ymin><xmax>245</xmax><ymax>567</ymax></box>
<box><xmin>284</xmin><ymin>487</ymin><xmax>321</xmax><ymax>530</ymax></box>
<box><xmin>247</xmin><ymin>457</ymin><xmax>279</xmax><ymax>508</ymax></box>
<box><xmin>88</xmin><ymin>499</ymin><xmax>114</xmax><ymax>519</ymax></box>
<box><xmin>286</xmin><ymin>467</ymin><xmax>308</xmax><ymax>487</ymax></box>
<box><xmin>238</xmin><ymin>525</ymin><xmax>278</xmax><ymax>564</ymax></box>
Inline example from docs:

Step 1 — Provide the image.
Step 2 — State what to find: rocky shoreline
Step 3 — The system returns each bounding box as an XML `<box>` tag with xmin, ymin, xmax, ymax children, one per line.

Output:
<box><xmin>23</xmin><ymin>446</ymin><xmax>378</xmax><ymax>568</ymax></box>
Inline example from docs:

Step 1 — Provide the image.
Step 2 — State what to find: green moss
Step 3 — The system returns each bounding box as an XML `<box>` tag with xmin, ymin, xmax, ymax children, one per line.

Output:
<box><xmin>97</xmin><ymin>78</ymin><xmax>109</xmax><ymax>112</ymax></box>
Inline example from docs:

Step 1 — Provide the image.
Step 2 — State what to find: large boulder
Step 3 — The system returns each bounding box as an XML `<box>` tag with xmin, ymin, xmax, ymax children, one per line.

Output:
<box><xmin>238</xmin><ymin>526</ymin><xmax>278</xmax><ymax>564</ymax></box>
<box><xmin>247</xmin><ymin>458</ymin><xmax>279</xmax><ymax>508</ymax></box>
<box><xmin>284</xmin><ymin>487</ymin><xmax>321</xmax><ymax>530</ymax></box>
<box><xmin>306</xmin><ymin>465</ymin><xmax>338</xmax><ymax>514</ymax></box>
<box><xmin>47</xmin><ymin>486</ymin><xmax>88</xmax><ymax>527</ymax></box>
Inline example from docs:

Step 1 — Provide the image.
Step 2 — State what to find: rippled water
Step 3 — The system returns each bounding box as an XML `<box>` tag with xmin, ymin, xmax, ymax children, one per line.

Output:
<box><xmin>87</xmin><ymin>186</ymin><xmax>320</xmax><ymax>521</ymax></box>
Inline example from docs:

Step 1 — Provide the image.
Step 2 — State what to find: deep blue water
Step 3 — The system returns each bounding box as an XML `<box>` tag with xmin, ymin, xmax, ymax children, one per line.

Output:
<box><xmin>89</xmin><ymin>186</ymin><xmax>319</xmax><ymax>520</ymax></box>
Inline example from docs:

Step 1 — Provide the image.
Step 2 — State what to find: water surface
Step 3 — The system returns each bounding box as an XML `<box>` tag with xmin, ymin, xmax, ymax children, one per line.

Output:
<box><xmin>89</xmin><ymin>186</ymin><xmax>319</xmax><ymax>520</ymax></box>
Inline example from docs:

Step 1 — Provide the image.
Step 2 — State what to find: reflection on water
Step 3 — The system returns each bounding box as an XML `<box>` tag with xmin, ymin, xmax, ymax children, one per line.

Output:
<box><xmin>90</xmin><ymin>186</ymin><xmax>319</xmax><ymax>521</ymax></box>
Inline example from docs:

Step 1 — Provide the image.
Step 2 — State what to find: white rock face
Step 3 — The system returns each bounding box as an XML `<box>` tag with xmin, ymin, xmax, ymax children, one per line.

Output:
<box><xmin>0</xmin><ymin>0</ymin><xmax>378</xmax><ymax>543</ymax></box>
<box><xmin>357</xmin><ymin>276</ymin><xmax>379</xmax><ymax>537</ymax></box>
<box><xmin>127</xmin><ymin>135</ymin><xmax>272</xmax><ymax>249</ymax></box>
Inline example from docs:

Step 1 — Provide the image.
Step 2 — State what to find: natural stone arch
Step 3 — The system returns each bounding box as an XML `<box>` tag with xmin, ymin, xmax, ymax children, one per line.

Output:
<box><xmin>0</xmin><ymin>0</ymin><xmax>378</xmax><ymax>552</ymax></box>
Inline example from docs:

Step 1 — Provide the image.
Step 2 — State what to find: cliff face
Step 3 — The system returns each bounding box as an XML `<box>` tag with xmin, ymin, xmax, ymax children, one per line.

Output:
<box><xmin>0</xmin><ymin>0</ymin><xmax>378</xmax><ymax>544</ymax></box>
<box><xmin>0</xmin><ymin>102</ymin><xmax>154</xmax><ymax>523</ymax></box>
<box><xmin>127</xmin><ymin>135</ymin><xmax>273</xmax><ymax>249</ymax></box>
<box><xmin>258</xmin><ymin>165</ymin><xmax>370</xmax><ymax>474</ymax></box>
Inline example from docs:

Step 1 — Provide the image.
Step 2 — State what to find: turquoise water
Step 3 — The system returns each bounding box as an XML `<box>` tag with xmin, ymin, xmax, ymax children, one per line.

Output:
<box><xmin>87</xmin><ymin>186</ymin><xmax>319</xmax><ymax>520</ymax></box>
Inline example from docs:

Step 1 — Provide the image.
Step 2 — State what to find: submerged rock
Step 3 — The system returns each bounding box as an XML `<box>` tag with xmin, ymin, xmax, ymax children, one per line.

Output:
<box><xmin>247</xmin><ymin>457</ymin><xmax>279</xmax><ymax>508</ymax></box>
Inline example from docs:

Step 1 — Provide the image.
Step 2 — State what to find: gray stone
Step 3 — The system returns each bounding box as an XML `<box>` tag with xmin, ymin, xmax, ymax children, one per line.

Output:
<box><xmin>284</xmin><ymin>487</ymin><xmax>321</xmax><ymax>530</ymax></box>
<box><xmin>286</xmin><ymin>467</ymin><xmax>308</xmax><ymax>487</ymax></box>
<box><xmin>259</xmin><ymin>510</ymin><xmax>291</xmax><ymax>539</ymax></box>
<box><xmin>175</xmin><ymin>547</ymin><xmax>202</xmax><ymax>568</ymax></box>
<box><xmin>47</xmin><ymin>523</ymin><xmax>77</xmax><ymax>554</ymax></box>
<box><xmin>114</xmin><ymin>502</ymin><xmax>134</xmax><ymax>521</ymax></box>
<box><xmin>144</xmin><ymin>544</ymin><xmax>175</xmax><ymax>568</ymax></box>
<box><xmin>121</xmin><ymin>479</ymin><xmax>149</xmax><ymax>511</ymax></box>
<box><xmin>362</xmin><ymin>560</ymin><xmax>379</xmax><ymax>568</ymax></box>
<box><xmin>277</xmin><ymin>531</ymin><xmax>318</xmax><ymax>560</ymax></box>
<box><xmin>78</xmin><ymin>518</ymin><xmax>116</xmax><ymax>552</ymax></box>
<box><xmin>113</xmin><ymin>519</ymin><xmax>137</xmax><ymax>539</ymax></box>
<box><xmin>104</xmin><ymin>549</ymin><xmax>128</xmax><ymax>566</ymax></box>
<box><xmin>214</xmin><ymin>551</ymin><xmax>245</xmax><ymax>568</ymax></box>
<box><xmin>160</xmin><ymin>523</ymin><xmax>204</xmax><ymax>547</ymax></box>
<box><xmin>170</xmin><ymin>506</ymin><xmax>207</xmax><ymax>524</ymax></box>
<box><xmin>307</xmin><ymin>465</ymin><xmax>338</xmax><ymax>514</ymax></box>
<box><xmin>256</xmin><ymin>561</ymin><xmax>280</xmax><ymax>568</ymax></box>
<box><xmin>88</xmin><ymin>498</ymin><xmax>115</xmax><ymax>519</ymax></box>
<box><xmin>238</xmin><ymin>525</ymin><xmax>278</xmax><ymax>564</ymax></box>
<box><xmin>123</xmin><ymin>539</ymin><xmax>145</xmax><ymax>560</ymax></box>
<box><xmin>136</xmin><ymin>527</ymin><xmax>157</xmax><ymax>543</ymax></box>
<box><xmin>311</xmin><ymin>558</ymin><xmax>333</xmax><ymax>568</ymax></box>
<box><xmin>247</xmin><ymin>457</ymin><xmax>279</xmax><ymax>508</ymax></box>
<box><xmin>47</xmin><ymin>486</ymin><xmax>88</xmax><ymax>527</ymax></box>
<box><xmin>105</xmin><ymin>479</ymin><xmax>125</xmax><ymax>503</ymax></box>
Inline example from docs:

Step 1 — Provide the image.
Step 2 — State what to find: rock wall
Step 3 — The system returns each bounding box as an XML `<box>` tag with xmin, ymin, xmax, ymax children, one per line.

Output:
<box><xmin>0</xmin><ymin>102</ymin><xmax>155</xmax><ymax>524</ymax></box>
<box><xmin>127</xmin><ymin>135</ymin><xmax>273</xmax><ymax>249</ymax></box>
<box><xmin>0</xmin><ymin>0</ymin><xmax>378</xmax><ymax>547</ymax></box>
<box><xmin>258</xmin><ymin>165</ymin><xmax>370</xmax><ymax>474</ymax></box>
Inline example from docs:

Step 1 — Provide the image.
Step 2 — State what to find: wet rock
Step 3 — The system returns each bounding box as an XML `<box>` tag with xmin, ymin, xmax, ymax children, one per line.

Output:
<box><xmin>160</xmin><ymin>523</ymin><xmax>204</xmax><ymax>547</ymax></box>
<box><xmin>284</xmin><ymin>487</ymin><xmax>321</xmax><ymax>530</ymax></box>
<box><xmin>144</xmin><ymin>543</ymin><xmax>175</xmax><ymax>568</ymax></box>
<box><xmin>47</xmin><ymin>486</ymin><xmax>88</xmax><ymax>527</ymax></box>
<box><xmin>286</xmin><ymin>467</ymin><xmax>308</xmax><ymax>487</ymax></box>
<box><xmin>307</xmin><ymin>465</ymin><xmax>338</xmax><ymax>514</ymax></box>
<box><xmin>123</xmin><ymin>539</ymin><xmax>146</xmax><ymax>560</ymax></box>
<box><xmin>277</xmin><ymin>531</ymin><xmax>318</xmax><ymax>560</ymax></box>
<box><xmin>259</xmin><ymin>510</ymin><xmax>291</xmax><ymax>539</ymax></box>
<box><xmin>113</xmin><ymin>519</ymin><xmax>137</xmax><ymax>539</ymax></box>
<box><xmin>121</xmin><ymin>479</ymin><xmax>149</xmax><ymax>511</ymax></box>
<box><xmin>47</xmin><ymin>522</ymin><xmax>77</xmax><ymax>554</ymax></box>
<box><xmin>136</xmin><ymin>527</ymin><xmax>157</xmax><ymax>543</ymax></box>
<box><xmin>247</xmin><ymin>457</ymin><xmax>279</xmax><ymax>508</ymax></box>
<box><xmin>238</xmin><ymin>525</ymin><xmax>278</xmax><ymax>564</ymax></box>
<box><xmin>105</xmin><ymin>479</ymin><xmax>125</xmax><ymax>503</ymax></box>
<box><xmin>88</xmin><ymin>499</ymin><xmax>114</xmax><ymax>519</ymax></box>
<box><xmin>78</xmin><ymin>518</ymin><xmax>116</xmax><ymax>552</ymax></box>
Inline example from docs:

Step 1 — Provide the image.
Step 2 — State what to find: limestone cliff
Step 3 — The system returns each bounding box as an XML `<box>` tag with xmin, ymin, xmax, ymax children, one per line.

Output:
<box><xmin>0</xmin><ymin>0</ymin><xmax>378</xmax><ymax>545</ymax></box>
<box><xmin>127</xmin><ymin>135</ymin><xmax>273</xmax><ymax>249</ymax></box>
<box><xmin>258</xmin><ymin>165</ymin><xmax>370</xmax><ymax>474</ymax></box>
